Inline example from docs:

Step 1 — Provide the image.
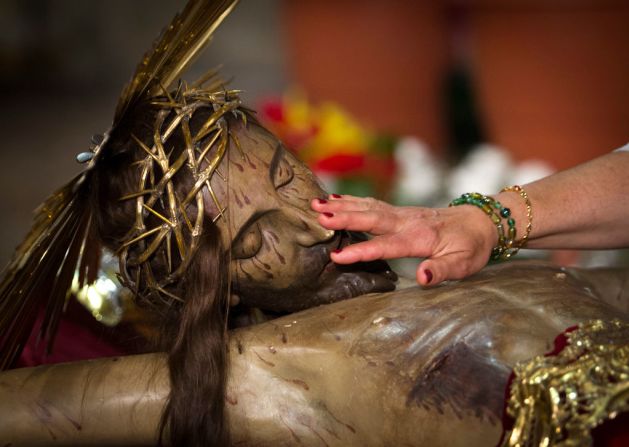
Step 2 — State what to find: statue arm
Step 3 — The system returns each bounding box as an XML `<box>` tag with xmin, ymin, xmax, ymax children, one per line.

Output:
<box><xmin>0</xmin><ymin>330</ymin><xmax>397</xmax><ymax>446</ymax></box>
<box><xmin>0</xmin><ymin>353</ymin><xmax>168</xmax><ymax>445</ymax></box>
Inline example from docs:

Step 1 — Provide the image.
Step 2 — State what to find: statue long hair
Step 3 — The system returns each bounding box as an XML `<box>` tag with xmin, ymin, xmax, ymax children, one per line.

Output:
<box><xmin>0</xmin><ymin>1</ymin><xmax>241</xmax><ymax>445</ymax></box>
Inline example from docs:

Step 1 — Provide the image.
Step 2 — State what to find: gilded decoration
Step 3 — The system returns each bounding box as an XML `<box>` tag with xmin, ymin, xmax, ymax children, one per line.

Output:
<box><xmin>503</xmin><ymin>319</ymin><xmax>629</xmax><ymax>447</ymax></box>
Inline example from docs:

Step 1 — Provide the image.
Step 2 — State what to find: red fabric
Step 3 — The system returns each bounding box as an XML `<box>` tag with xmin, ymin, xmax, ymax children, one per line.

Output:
<box><xmin>17</xmin><ymin>299</ymin><xmax>142</xmax><ymax>368</ymax></box>
<box><xmin>544</xmin><ymin>325</ymin><xmax>578</xmax><ymax>357</ymax></box>
<box><xmin>592</xmin><ymin>412</ymin><xmax>629</xmax><ymax>447</ymax></box>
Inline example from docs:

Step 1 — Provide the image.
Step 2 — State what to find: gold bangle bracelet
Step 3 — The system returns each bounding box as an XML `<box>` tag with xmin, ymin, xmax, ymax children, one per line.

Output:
<box><xmin>500</xmin><ymin>185</ymin><xmax>532</xmax><ymax>248</ymax></box>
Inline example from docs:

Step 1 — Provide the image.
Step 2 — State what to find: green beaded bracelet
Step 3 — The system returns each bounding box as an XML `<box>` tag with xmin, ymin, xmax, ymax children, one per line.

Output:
<box><xmin>449</xmin><ymin>192</ymin><xmax>518</xmax><ymax>261</ymax></box>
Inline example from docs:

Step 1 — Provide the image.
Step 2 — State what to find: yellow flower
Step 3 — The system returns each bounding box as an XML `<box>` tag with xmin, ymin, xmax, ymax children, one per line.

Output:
<box><xmin>284</xmin><ymin>92</ymin><xmax>315</xmax><ymax>133</ymax></box>
<box><xmin>310</xmin><ymin>102</ymin><xmax>370</xmax><ymax>159</ymax></box>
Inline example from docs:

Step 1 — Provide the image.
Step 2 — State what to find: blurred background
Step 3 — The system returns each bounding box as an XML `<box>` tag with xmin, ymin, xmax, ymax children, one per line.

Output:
<box><xmin>1</xmin><ymin>0</ymin><xmax>628</xmax><ymax>270</ymax></box>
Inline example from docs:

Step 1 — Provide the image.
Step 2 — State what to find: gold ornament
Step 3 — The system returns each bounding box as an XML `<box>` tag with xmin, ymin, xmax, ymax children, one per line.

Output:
<box><xmin>502</xmin><ymin>319</ymin><xmax>629</xmax><ymax>447</ymax></box>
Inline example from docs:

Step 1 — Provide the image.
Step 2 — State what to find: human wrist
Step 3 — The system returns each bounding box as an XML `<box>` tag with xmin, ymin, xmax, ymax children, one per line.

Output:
<box><xmin>465</xmin><ymin>204</ymin><xmax>500</xmax><ymax>253</ymax></box>
<box><xmin>449</xmin><ymin>192</ymin><xmax>518</xmax><ymax>260</ymax></box>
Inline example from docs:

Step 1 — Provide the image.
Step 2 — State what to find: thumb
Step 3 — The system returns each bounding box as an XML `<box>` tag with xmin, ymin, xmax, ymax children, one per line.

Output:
<box><xmin>417</xmin><ymin>253</ymin><xmax>475</xmax><ymax>286</ymax></box>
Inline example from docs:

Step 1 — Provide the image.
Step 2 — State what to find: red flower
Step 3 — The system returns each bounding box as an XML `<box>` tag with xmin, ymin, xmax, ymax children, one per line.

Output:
<box><xmin>313</xmin><ymin>153</ymin><xmax>366</xmax><ymax>175</ymax></box>
<box><xmin>261</xmin><ymin>99</ymin><xmax>285</xmax><ymax>123</ymax></box>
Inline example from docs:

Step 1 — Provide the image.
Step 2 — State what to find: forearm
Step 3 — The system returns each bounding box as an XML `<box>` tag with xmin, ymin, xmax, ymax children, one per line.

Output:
<box><xmin>495</xmin><ymin>151</ymin><xmax>629</xmax><ymax>250</ymax></box>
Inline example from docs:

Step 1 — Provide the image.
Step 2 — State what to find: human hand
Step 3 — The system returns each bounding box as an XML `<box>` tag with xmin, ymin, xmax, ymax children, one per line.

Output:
<box><xmin>311</xmin><ymin>194</ymin><xmax>497</xmax><ymax>286</ymax></box>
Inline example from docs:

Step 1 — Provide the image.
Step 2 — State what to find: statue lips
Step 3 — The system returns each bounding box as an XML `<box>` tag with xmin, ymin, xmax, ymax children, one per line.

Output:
<box><xmin>234</xmin><ymin>230</ymin><xmax>398</xmax><ymax>313</ymax></box>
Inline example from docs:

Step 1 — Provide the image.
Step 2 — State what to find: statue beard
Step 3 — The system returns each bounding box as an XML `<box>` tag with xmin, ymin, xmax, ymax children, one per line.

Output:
<box><xmin>234</xmin><ymin>231</ymin><xmax>398</xmax><ymax>313</ymax></box>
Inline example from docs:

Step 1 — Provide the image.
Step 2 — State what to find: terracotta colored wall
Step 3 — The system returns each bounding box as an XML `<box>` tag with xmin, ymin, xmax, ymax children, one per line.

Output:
<box><xmin>470</xmin><ymin>4</ymin><xmax>629</xmax><ymax>169</ymax></box>
<box><xmin>282</xmin><ymin>0</ymin><xmax>629</xmax><ymax>170</ymax></box>
<box><xmin>282</xmin><ymin>1</ymin><xmax>450</xmax><ymax>152</ymax></box>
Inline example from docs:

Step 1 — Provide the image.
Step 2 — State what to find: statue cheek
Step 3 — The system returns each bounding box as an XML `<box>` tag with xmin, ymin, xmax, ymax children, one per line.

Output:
<box><xmin>264</xmin><ymin>230</ymin><xmax>289</xmax><ymax>269</ymax></box>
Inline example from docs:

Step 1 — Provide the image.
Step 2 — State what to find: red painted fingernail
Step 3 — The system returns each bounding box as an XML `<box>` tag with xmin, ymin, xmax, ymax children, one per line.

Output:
<box><xmin>425</xmin><ymin>269</ymin><xmax>433</xmax><ymax>284</ymax></box>
<box><xmin>331</xmin><ymin>194</ymin><xmax>342</xmax><ymax>199</ymax></box>
<box><xmin>323</xmin><ymin>212</ymin><xmax>334</xmax><ymax>218</ymax></box>
<box><xmin>317</xmin><ymin>198</ymin><xmax>328</xmax><ymax>204</ymax></box>
<box><xmin>333</xmin><ymin>248</ymin><xmax>343</xmax><ymax>254</ymax></box>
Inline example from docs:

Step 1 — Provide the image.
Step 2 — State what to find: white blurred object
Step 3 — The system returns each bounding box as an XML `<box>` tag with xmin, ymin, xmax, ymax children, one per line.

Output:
<box><xmin>447</xmin><ymin>144</ymin><xmax>513</xmax><ymax>198</ymax></box>
<box><xmin>72</xmin><ymin>250</ymin><xmax>126</xmax><ymax>326</ymax></box>
<box><xmin>447</xmin><ymin>144</ymin><xmax>554</xmax><ymax>200</ymax></box>
<box><xmin>510</xmin><ymin>159</ymin><xmax>554</xmax><ymax>186</ymax></box>
<box><xmin>393</xmin><ymin>137</ymin><xmax>443</xmax><ymax>205</ymax></box>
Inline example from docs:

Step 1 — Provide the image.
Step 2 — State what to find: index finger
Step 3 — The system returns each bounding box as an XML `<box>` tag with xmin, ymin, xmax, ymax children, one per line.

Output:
<box><xmin>318</xmin><ymin>210</ymin><xmax>397</xmax><ymax>235</ymax></box>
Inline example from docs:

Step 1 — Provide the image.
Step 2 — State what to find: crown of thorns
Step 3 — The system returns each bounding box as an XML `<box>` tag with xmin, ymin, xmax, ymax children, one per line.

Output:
<box><xmin>112</xmin><ymin>81</ymin><xmax>245</xmax><ymax>302</ymax></box>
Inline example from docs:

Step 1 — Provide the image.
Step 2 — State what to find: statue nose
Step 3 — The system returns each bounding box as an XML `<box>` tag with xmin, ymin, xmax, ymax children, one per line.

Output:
<box><xmin>285</xmin><ymin>206</ymin><xmax>335</xmax><ymax>247</ymax></box>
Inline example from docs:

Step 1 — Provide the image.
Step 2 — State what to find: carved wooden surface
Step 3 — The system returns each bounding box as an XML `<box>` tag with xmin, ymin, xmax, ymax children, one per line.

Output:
<box><xmin>1</xmin><ymin>262</ymin><xmax>626</xmax><ymax>446</ymax></box>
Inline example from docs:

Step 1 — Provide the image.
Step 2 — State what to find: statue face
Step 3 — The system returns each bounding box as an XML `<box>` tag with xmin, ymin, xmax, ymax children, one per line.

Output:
<box><xmin>211</xmin><ymin>121</ymin><xmax>396</xmax><ymax>312</ymax></box>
